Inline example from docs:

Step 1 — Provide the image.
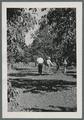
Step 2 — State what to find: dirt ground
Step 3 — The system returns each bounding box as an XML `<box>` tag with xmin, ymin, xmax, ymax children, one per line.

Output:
<box><xmin>7</xmin><ymin>63</ymin><xmax>77</xmax><ymax>112</ymax></box>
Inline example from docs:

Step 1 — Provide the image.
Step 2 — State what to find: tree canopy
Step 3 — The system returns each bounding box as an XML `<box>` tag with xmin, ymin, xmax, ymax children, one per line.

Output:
<box><xmin>30</xmin><ymin>8</ymin><xmax>76</xmax><ymax>65</ymax></box>
<box><xmin>7</xmin><ymin>8</ymin><xmax>76</xmax><ymax>66</ymax></box>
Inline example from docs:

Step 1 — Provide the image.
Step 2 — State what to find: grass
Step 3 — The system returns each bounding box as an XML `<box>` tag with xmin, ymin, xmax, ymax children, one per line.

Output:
<box><xmin>7</xmin><ymin>62</ymin><xmax>77</xmax><ymax>112</ymax></box>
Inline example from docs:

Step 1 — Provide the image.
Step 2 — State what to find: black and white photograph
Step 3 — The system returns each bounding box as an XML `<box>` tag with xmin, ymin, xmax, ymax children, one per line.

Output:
<box><xmin>2</xmin><ymin>2</ymin><xmax>82</xmax><ymax>118</ymax></box>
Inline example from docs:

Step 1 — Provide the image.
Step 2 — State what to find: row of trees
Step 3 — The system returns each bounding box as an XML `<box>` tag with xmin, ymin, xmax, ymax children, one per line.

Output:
<box><xmin>7</xmin><ymin>8</ymin><xmax>76</xmax><ymax>67</ymax></box>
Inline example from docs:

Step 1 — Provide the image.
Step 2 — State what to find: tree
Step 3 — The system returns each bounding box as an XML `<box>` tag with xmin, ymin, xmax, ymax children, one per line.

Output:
<box><xmin>47</xmin><ymin>8</ymin><xmax>76</xmax><ymax>65</ymax></box>
<box><xmin>7</xmin><ymin>8</ymin><xmax>37</xmax><ymax>64</ymax></box>
<box><xmin>30</xmin><ymin>8</ymin><xmax>76</xmax><ymax>67</ymax></box>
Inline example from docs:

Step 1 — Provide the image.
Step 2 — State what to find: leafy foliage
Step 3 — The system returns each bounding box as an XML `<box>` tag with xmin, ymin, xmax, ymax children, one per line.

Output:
<box><xmin>31</xmin><ymin>8</ymin><xmax>76</xmax><ymax>66</ymax></box>
<box><xmin>7</xmin><ymin>8</ymin><xmax>76</xmax><ymax>67</ymax></box>
<box><xmin>7</xmin><ymin>8</ymin><xmax>37</xmax><ymax>63</ymax></box>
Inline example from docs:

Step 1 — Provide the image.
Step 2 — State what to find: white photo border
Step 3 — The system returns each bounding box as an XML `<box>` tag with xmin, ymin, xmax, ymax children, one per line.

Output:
<box><xmin>2</xmin><ymin>2</ymin><xmax>82</xmax><ymax>118</ymax></box>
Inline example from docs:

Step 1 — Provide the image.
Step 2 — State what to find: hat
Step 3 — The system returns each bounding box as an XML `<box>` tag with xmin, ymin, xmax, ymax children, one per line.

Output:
<box><xmin>48</xmin><ymin>57</ymin><xmax>50</xmax><ymax>59</ymax></box>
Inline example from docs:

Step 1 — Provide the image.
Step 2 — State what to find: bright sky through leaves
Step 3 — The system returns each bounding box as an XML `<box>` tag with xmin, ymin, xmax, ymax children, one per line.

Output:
<box><xmin>25</xmin><ymin>8</ymin><xmax>49</xmax><ymax>46</ymax></box>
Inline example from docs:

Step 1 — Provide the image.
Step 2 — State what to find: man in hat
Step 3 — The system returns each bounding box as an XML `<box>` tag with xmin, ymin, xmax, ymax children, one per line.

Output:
<box><xmin>47</xmin><ymin>57</ymin><xmax>53</xmax><ymax>74</ymax></box>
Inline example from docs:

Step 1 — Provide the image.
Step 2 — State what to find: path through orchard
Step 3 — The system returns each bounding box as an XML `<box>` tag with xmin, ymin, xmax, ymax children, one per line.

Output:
<box><xmin>8</xmin><ymin>63</ymin><xmax>77</xmax><ymax>112</ymax></box>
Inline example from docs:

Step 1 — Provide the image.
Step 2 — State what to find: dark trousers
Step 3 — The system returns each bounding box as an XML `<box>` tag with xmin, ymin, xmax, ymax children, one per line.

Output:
<box><xmin>38</xmin><ymin>64</ymin><xmax>43</xmax><ymax>74</ymax></box>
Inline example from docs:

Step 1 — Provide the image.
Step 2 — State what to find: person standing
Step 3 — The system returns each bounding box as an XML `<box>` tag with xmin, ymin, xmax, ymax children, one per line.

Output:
<box><xmin>64</xmin><ymin>58</ymin><xmax>67</xmax><ymax>74</ymax></box>
<box><xmin>37</xmin><ymin>56</ymin><xmax>44</xmax><ymax>74</ymax></box>
<box><xmin>47</xmin><ymin>57</ymin><xmax>53</xmax><ymax>74</ymax></box>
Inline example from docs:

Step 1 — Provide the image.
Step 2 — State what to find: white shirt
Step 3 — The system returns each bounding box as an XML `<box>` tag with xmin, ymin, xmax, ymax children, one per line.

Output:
<box><xmin>37</xmin><ymin>57</ymin><xmax>44</xmax><ymax>64</ymax></box>
<box><xmin>47</xmin><ymin>59</ymin><xmax>53</xmax><ymax>66</ymax></box>
<box><xmin>64</xmin><ymin>60</ymin><xmax>67</xmax><ymax>65</ymax></box>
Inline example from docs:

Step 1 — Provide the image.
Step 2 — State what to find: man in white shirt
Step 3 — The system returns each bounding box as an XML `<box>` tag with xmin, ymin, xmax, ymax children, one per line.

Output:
<box><xmin>37</xmin><ymin>56</ymin><xmax>44</xmax><ymax>74</ymax></box>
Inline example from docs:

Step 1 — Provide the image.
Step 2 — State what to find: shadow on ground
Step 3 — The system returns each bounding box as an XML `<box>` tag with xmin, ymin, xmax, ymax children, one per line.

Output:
<box><xmin>66</xmin><ymin>71</ymin><xmax>76</xmax><ymax>78</ymax></box>
<box><xmin>8</xmin><ymin>78</ymin><xmax>76</xmax><ymax>93</ymax></box>
<box><xmin>8</xmin><ymin>72</ymin><xmax>49</xmax><ymax>77</ymax></box>
<box><xmin>21</xmin><ymin>106</ymin><xmax>77</xmax><ymax>112</ymax></box>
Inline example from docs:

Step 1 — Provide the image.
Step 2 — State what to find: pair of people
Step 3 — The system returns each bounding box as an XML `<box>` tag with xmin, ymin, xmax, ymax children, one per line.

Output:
<box><xmin>37</xmin><ymin>56</ymin><xmax>53</xmax><ymax>74</ymax></box>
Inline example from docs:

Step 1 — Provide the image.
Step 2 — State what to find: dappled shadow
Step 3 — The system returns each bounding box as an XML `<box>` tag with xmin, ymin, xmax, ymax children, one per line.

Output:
<box><xmin>8</xmin><ymin>78</ymin><xmax>76</xmax><ymax>93</ymax></box>
<box><xmin>21</xmin><ymin>106</ymin><xmax>77</xmax><ymax>112</ymax></box>
<box><xmin>72</xmin><ymin>74</ymin><xmax>76</xmax><ymax>78</ymax></box>
<box><xmin>8</xmin><ymin>72</ymin><xmax>40</xmax><ymax>77</ymax></box>
<box><xmin>63</xmin><ymin>70</ymin><xmax>77</xmax><ymax>78</ymax></box>
<box><xmin>55</xmin><ymin>106</ymin><xmax>77</xmax><ymax>112</ymax></box>
<box><xmin>14</xmin><ymin>68</ymin><xmax>38</xmax><ymax>72</ymax></box>
<box><xmin>8</xmin><ymin>72</ymin><xmax>49</xmax><ymax>77</ymax></box>
<box><xmin>67</xmin><ymin>71</ymin><xmax>76</xmax><ymax>74</ymax></box>
<box><xmin>15</xmin><ymin>68</ymin><xmax>31</xmax><ymax>70</ymax></box>
<box><xmin>66</xmin><ymin>72</ymin><xmax>76</xmax><ymax>78</ymax></box>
